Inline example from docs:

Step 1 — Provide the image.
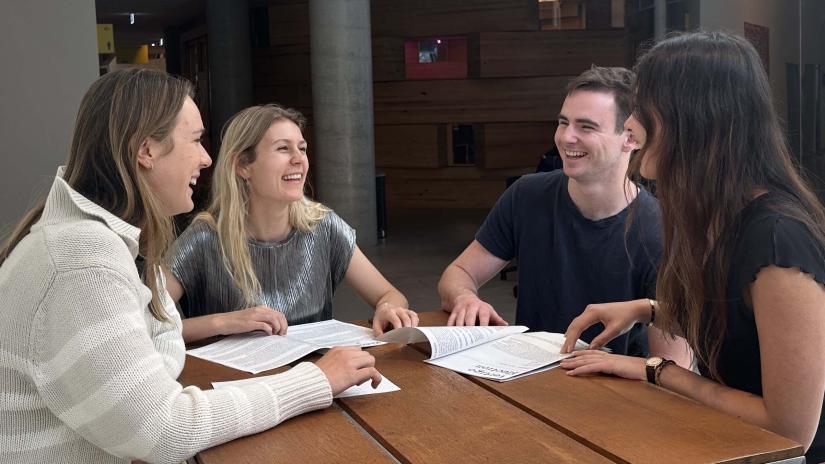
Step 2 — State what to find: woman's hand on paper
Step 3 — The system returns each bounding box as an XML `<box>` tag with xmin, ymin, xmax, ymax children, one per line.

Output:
<box><xmin>560</xmin><ymin>350</ymin><xmax>646</xmax><ymax>381</ymax></box>
<box><xmin>216</xmin><ymin>305</ymin><xmax>288</xmax><ymax>336</ymax></box>
<box><xmin>562</xmin><ymin>300</ymin><xmax>649</xmax><ymax>353</ymax></box>
<box><xmin>316</xmin><ymin>346</ymin><xmax>382</xmax><ymax>395</ymax></box>
<box><xmin>372</xmin><ymin>305</ymin><xmax>419</xmax><ymax>335</ymax></box>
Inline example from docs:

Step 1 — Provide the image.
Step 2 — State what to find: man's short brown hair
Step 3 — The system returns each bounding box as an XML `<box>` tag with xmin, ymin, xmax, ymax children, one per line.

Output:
<box><xmin>565</xmin><ymin>65</ymin><xmax>635</xmax><ymax>134</ymax></box>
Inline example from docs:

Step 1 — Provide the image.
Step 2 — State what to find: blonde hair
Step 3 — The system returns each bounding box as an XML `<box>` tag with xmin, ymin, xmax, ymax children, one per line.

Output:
<box><xmin>0</xmin><ymin>68</ymin><xmax>192</xmax><ymax>320</ymax></box>
<box><xmin>197</xmin><ymin>104</ymin><xmax>329</xmax><ymax>305</ymax></box>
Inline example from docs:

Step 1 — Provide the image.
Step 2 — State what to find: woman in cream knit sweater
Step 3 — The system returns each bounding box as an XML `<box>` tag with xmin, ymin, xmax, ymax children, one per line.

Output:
<box><xmin>0</xmin><ymin>68</ymin><xmax>381</xmax><ymax>463</ymax></box>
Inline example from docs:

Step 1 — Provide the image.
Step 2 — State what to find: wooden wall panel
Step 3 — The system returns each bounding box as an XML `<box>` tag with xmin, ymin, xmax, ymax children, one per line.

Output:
<box><xmin>479</xmin><ymin>30</ymin><xmax>627</xmax><ymax>78</ymax></box>
<box><xmin>382</xmin><ymin>166</ymin><xmax>532</xmax><ymax>210</ymax></box>
<box><xmin>253</xmin><ymin>45</ymin><xmax>311</xmax><ymax>86</ymax></box>
<box><xmin>372</xmin><ymin>37</ymin><xmax>405</xmax><ymax>82</ymax></box>
<box><xmin>374</xmin><ymin>76</ymin><xmax>569</xmax><ymax>124</ymax></box>
<box><xmin>386</xmin><ymin>176</ymin><xmax>506</xmax><ymax>209</ymax></box>
<box><xmin>371</xmin><ymin>0</ymin><xmax>539</xmax><ymax>37</ymax></box>
<box><xmin>481</xmin><ymin>122</ymin><xmax>555</xmax><ymax>169</ymax></box>
<box><xmin>254</xmin><ymin>83</ymin><xmax>313</xmax><ymax>117</ymax></box>
<box><xmin>585</xmin><ymin>0</ymin><xmax>613</xmax><ymax>29</ymax></box>
<box><xmin>375</xmin><ymin>125</ymin><xmax>445</xmax><ymax>168</ymax></box>
<box><xmin>268</xmin><ymin>0</ymin><xmax>309</xmax><ymax>46</ymax></box>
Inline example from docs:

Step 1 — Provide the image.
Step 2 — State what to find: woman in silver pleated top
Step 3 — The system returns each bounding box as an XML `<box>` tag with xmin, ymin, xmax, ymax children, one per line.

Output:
<box><xmin>163</xmin><ymin>104</ymin><xmax>418</xmax><ymax>343</ymax></box>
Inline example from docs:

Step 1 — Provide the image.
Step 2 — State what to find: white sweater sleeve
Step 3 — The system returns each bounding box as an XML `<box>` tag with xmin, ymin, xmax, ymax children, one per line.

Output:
<box><xmin>146</xmin><ymin>269</ymin><xmax>186</xmax><ymax>378</ymax></box>
<box><xmin>31</xmin><ymin>266</ymin><xmax>332</xmax><ymax>464</ymax></box>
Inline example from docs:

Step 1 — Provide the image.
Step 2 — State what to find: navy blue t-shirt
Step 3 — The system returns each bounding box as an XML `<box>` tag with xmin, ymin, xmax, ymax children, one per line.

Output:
<box><xmin>476</xmin><ymin>171</ymin><xmax>662</xmax><ymax>356</ymax></box>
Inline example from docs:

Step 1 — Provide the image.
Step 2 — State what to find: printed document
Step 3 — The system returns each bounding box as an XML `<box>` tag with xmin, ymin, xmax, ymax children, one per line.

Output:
<box><xmin>187</xmin><ymin>319</ymin><xmax>384</xmax><ymax>374</ymax></box>
<box><xmin>377</xmin><ymin>326</ymin><xmax>589</xmax><ymax>381</ymax></box>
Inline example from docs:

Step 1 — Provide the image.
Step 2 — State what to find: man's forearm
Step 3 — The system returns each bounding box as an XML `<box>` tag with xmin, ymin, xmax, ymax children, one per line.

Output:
<box><xmin>437</xmin><ymin>264</ymin><xmax>481</xmax><ymax>311</ymax></box>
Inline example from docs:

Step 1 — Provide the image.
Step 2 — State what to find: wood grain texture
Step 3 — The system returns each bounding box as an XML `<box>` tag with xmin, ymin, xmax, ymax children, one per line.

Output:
<box><xmin>374</xmin><ymin>76</ymin><xmax>569</xmax><ymax>125</ymax></box>
<box><xmin>374</xmin><ymin>124</ymin><xmax>445</xmax><ymax>168</ymax></box>
<box><xmin>380</xmin><ymin>166</ymin><xmax>531</xmax><ymax>209</ymax></box>
<box><xmin>339</xmin><ymin>343</ymin><xmax>613</xmax><ymax>464</ymax></box>
<box><xmin>478</xmin><ymin>30</ymin><xmax>628</xmax><ymax>78</ymax></box>
<box><xmin>412</xmin><ymin>311</ymin><xmax>804</xmax><ymax>463</ymax></box>
<box><xmin>481</xmin><ymin>122</ymin><xmax>555</xmax><ymax>169</ymax></box>
<box><xmin>179</xmin><ymin>357</ymin><xmax>395</xmax><ymax>464</ymax></box>
<box><xmin>371</xmin><ymin>0</ymin><xmax>539</xmax><ymax>37</ymax></box>
<box><xmin>181</xmin><ymin>311</ymin><xmax>803</xmax><ymax>463</ymax></box>
<box><xmin>267</xmin><ymin>0</ymin><xmax>309</xmax><ymax>46</ymax></box>
<box><xmin>372</xmin><ymin>36</ymin><xmax>406</xmax><ymax>82</ymax></box>
<box><xmin>476</xmin><ymin>370</ymin><xmax>803</xmax><ymax>464</ymax></box>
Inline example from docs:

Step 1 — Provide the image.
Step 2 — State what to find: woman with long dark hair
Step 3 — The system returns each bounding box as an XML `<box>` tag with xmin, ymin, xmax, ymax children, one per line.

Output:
<box><xmin>561</xmin><ymin>31</ymin><xmax>825</xmax><ymax>460</ymax></box>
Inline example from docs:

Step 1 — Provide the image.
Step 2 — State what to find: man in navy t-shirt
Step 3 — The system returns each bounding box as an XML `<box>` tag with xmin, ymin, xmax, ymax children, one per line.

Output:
<box><xmin>437</xmin><ymin>66</ymin><xmax>690</xmax><ymax>361</ymax></box>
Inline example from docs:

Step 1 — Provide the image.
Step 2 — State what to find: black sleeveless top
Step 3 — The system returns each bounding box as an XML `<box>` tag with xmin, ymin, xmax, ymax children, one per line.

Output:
<box><xmin>698</xmin><ymin>193</ymin><xmax>825</xmax><ymax>462</ymax></box>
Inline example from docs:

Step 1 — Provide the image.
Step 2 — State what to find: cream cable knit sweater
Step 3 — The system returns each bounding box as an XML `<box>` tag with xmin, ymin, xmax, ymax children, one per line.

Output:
<box><xmin>0</xmin><ymin>172</ymin><xmax>333</xmax><ymax>463</ymax></box>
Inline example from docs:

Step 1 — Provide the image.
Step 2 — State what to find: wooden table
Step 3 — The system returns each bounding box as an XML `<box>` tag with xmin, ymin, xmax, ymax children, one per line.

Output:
<box><xmin>179</xmin><ymin>311</ymin><xmax>804</xmax><ymax>464</ymax></box>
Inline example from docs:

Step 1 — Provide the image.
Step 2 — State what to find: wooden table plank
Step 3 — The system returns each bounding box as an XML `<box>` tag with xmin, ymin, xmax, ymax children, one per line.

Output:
<box><xmin>339</xmin><ymin>343</ymin><xmax>614</xmax><ymax>464</ymax></box>
<box><xmin>179</xmin><ymin>356</ymin><xmax>396</xmax><ymax>464</ymax></box>
<box><xmin>476</xmin><ymin>371</ymin><xmax>802</xmax><ymax>464</ymax></box>
<box><xmin>407</xmin><ymin>311</ymin><xmax>803</xmax><ymax>463</ymax></box>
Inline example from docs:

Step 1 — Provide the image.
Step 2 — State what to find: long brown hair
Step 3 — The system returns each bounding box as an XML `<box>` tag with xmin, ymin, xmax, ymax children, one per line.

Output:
<box><xmin>0</xmin><ymin>68</ymin><xmax>193</xmax><ymax>320</ymax></box>
<box><xmin>633</xmin><ymin>31</ymin><xmax>825</xmax><ymax>380</ymax></box>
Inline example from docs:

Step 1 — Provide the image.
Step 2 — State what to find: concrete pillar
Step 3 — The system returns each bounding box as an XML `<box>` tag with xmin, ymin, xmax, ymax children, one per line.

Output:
<box><xmin>309</xmin><ymin>0</ymin><xmax>377</xmax><ymax>245</ymax></box>
<box><xmin>206</xmin><ymin>0</ymin><xmax>253</xmax><ymax>142</ymax></box>
<box><xmin>654</xmin><ymin>0</ymin><xmax>667</xmax><ymax>42</ymax></box>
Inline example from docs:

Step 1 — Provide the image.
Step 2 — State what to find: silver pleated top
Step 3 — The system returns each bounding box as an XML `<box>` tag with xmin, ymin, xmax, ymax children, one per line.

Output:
<box><xmin>167</xmin><ymin>211</ymin><xmax>355</xmax><ymax>324</ymax></box>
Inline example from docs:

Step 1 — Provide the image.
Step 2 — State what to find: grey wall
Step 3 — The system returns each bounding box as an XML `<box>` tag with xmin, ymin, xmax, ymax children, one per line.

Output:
<box><xmin>699</xmin><ymin>0</ymin><xmax>800</xmax><ymax>123</ymax></box>
<box><xmin>0</xmin><ymin>0</ymin><xmax>99</xmax><ymax>238</ymax></box>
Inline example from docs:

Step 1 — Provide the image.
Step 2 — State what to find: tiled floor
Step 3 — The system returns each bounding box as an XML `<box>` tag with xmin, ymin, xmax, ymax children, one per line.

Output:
<box><xmin>332</xmin><ymin>208</ymin><xmax>518</xmax><ymax>324</ymax></box>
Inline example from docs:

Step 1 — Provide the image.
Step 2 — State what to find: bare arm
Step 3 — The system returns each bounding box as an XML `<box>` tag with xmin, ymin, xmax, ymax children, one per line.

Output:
<box><xmin>647</xmin><ymin>324</ymin><xmax>692</xmax><ymax>369</ymax></box>
<box><xmin>437</xmin><ymin>240</ymin><xmax>509</xmax><ymax>326</ymax></box>
<box><xmin>344</xmin><ymin>246</ymin><xmax>418</xmax><ymax>335</ymax></box>
<box><xmin>162</xmin><ymin>267</ymin><xmax>288</xmax><ymax>343</ymax></box>
<box><xmin>564</xmin><ymin>266</ymin><xmax>825</xmax><ymax>451</ymax></box>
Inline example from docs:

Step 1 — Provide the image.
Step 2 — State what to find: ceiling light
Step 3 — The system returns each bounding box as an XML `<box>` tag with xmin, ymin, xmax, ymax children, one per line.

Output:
<box><xmin>129</xmin><ymin>13</ymin><xmax>135</xmax><ymax>25</ymax></box>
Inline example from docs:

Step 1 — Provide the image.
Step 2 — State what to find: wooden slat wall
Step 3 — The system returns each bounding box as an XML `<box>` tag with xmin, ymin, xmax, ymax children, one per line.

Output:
<box><xmin>375</xmin><ymin>125</ymin><xmax>445</xmax><ymax>168</ymax></box>
<box><xmin>374</xmin><ymin>76</ymin><xmax>568</xmax><ymax>125</ymax></box>
<box><xmin>253</xmin><ymin>45</ymin><xmax>311</xmax><ymax>86</ymax></box>
<box><xmin>479</xmin><ymin>30</ymin><xmax>627</xmax><ymax>78</ymax></box>
<box><xmin>268</xmin><ymin>0</ymin><xmax>309</xmax><ymax>46</ymax></box>
<box><xmin>373</xmin><ymin>37</ymin><xmax>405</xmax><ymax>82</ymax></box>
<box><xmin>371</xmin><ymin>0</ymin><xmax>539</xmax><ymax>37</ymax></box>
<box><xmin>260</xmin><ymin>1</ymin><xmax>312</xmax><ymax>114</ymax></box>
<box><xmin>383</xmin><ymin>169</ymin><xmax>507</xmax><ymax>210</ymax></box>
<box><xmin>481</xmin><ymin>122</ymin><xmax>555</xmax><ymax>169</ymax></box>
<box><xmin>259</xmin><ymin>0</ymin><xmax>631</xmax><ymax>210</ymax></box>
<box><xmin>255</xmin><ymin>82</ymin><xmax>313</xmax><ymax>117</ymax></box>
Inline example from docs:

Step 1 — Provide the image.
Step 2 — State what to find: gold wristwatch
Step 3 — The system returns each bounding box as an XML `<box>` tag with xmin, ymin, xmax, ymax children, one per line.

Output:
<box><xmin>645</xmin><ymin>356</ymin><xmax>674</xmax><ymax>385</ymax></box>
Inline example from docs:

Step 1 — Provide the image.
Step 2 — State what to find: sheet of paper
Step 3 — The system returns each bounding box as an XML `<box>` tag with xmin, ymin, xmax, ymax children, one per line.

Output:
<box><xmin>187</xmin><ymin>332</ymin><xmax>318</xmax><ymax>374</ymax></box>
<box><xmin>287</xmin><ymin>319</ymin><xmax>385</xmax><ymax>348</ymax></box>
<box><xmin>186</xmin><ymin>319</ymin><xmax>386</xmax><ymax>374</ymax></box>
<box><xmin>377</xmin><ymin>325</ymin><xmax>527</xmax><ymax>359</ymax></box>
<box><xmin>212</xmin><ymin>374</ymin><xmax>400</xmax><ymax>398</ymax></box>
<box><xmin>426</xmin><ymin>332</ymin><xmax>588</xmax><ymax>381</ymax></box>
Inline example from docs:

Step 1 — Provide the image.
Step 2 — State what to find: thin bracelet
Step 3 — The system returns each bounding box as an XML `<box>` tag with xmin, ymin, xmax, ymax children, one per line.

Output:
<box><xmin>647</xmin><ymin>299</ymin><xmax>656</xmax><ymax>327</ymax></box>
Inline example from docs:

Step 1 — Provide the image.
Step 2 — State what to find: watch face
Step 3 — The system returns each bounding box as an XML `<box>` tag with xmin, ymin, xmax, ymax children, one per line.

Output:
<box><xmin>646</xmin><ymin>356</ymin><xmax>663</xmax><ymax>368</ymax></box>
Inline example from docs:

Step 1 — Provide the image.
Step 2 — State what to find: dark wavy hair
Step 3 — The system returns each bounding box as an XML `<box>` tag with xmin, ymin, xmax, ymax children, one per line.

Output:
<box><xmin>633</xmin><ymin>31</ymin><xmax>825</xmax><ymax>381</ymax></box>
